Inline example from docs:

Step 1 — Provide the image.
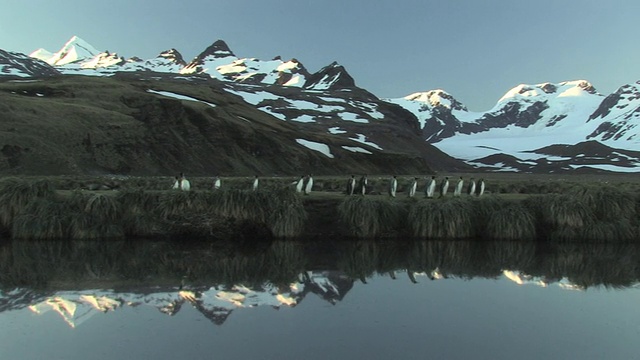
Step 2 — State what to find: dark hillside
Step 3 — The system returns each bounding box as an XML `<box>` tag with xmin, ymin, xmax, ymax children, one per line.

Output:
<box><xmin>0</xmin><ymin>74</ymin><xmax>467</xmax><ymax>176</ymax></box>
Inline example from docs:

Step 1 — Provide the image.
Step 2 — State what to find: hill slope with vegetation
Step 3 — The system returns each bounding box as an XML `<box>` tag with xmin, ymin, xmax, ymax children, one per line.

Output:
<box><xmin>0</xmin><ymin>73</ymin><xmax>466</xmax><ymax>176</ymax></box>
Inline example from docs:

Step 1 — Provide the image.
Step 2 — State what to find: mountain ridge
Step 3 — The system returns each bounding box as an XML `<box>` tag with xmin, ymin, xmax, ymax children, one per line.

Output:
<box><xmin>1</xmin><ymin>36</ymin><xmax>639</xmax><ymax>174</ymax></box>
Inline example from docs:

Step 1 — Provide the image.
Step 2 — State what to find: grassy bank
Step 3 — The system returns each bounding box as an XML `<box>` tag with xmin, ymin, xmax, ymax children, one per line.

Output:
<box><xmin>0</xmin><ymin>176</ymin><xmax>638</xmax><ymax>242</ymax></box>
<box><xmin>0</xmin><ymin>177</ymin><xmax>307</xmax><ymax>241</ymax></box>
<box><xmin>336</xmin><ymin>185</ymin><xmax>640</xmax><ymax>241</ymax></box>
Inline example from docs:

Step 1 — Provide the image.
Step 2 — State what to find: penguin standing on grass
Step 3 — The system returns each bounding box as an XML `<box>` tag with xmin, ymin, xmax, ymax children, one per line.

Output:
<box><xmin>252</xmin><ymin>175</ymin><xmax>259</xmax><ymax>191</ymax></box>
<box><xmin>477</xmin><ymin>178</ymin><xmax>485</xmax><ymax>197</ymax></box>
<box><xmin>425</xmin><ymin>176</ymin><xmax>436</xmax><ymax>198</ymax></box>
<box><xmin>295</xmin><ymin>175</ymin><xmax>305</xmax><ymax>193</ymax></box>
<box><xmin>454</xmin><ymin>176</ymin><xmax>464</xmax><ymax>196</ymax></box>
<box><xmin>389</xmin><ymin>175</ymin><xmax>398</xmax><ymax>197</ymax></box>
<box><xmin>213</xmin><ymin>176</ymin><xmax>221</xmax><ymax>190</ymax></box>
<box><xmin>173</xmin><ymin>173</ymin><xmax>190</xmax><ymax>191</ymax></box>
<box><xmin>408</xmin><ymin>177</ymin><xmax>418</xmax><ymax>197</ymax></box>
<box><xmin>346</xmin><ymin>175</ymin><xmax>356</xmax><ymax>195</ymax></box>
<box><xmin>359</xmin><ymin>175</ymin><xmax>368</xmax><ymax>195</ymax></box>
<box><xmin>439</xmin><ymin>176</ymin><xmax>449</xmax><ymax>197</ymax></box>
<box><xmin>304</xmin><ymin>174</ymin><xmax>313</xmax><ymax>195</ymax></box>
<box><xmin>467</xmin><ymin>178</ymin><xmax>476</xmax><ymax>196</ymax></box>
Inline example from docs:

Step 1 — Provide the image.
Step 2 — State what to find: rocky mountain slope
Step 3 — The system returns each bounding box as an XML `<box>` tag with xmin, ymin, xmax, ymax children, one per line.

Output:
<box><xmin>0</xmin><ymin>49</ymin><xmax>60</xmax><ymax>77</ymax></box>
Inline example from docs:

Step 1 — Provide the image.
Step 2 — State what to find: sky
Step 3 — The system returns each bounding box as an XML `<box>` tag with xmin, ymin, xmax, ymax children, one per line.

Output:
<box><xmin>1</xmin><ymin>0</ymin><xmax>639</xmax><ymax>111</ymax></box>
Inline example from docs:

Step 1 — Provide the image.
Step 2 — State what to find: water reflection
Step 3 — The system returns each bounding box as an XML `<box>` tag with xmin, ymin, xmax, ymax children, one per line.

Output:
<box><xmin>2</xmin><ymin>239</ymin><xmax>640</xmax><ymax>329</ymax></box>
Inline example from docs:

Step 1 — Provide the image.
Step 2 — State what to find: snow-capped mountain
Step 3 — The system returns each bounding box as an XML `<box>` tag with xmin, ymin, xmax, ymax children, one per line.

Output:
<box><xmin>0</xmin><ymin>49</ymin><xmax>60</xmax><ymax>77</ymax></box>
<box><xmin>389</xmin><ymin>80</ymin><xmax>640</xmax><ymax>172</ymax></box>
<box><xmin>25</xmin><ymin>36</ymin><xmax>348</xmax><ymax>91</ymax></box>
<box><xmin>2</xmin><ymin>35</ymin><xmax>639</xmax><ymax>173</ymax></box>
<box><xmin>587</xmin><ymin>81</ymin><xmax>640</xmax><ymax>143</ymax></box>
<box><xmin>30</xmin><ymin>36</ymin><xmax>100</xmax><ymax>66</ymax></box>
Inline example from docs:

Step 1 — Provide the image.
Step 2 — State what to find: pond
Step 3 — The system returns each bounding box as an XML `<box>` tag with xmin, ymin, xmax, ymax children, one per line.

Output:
<box><xmin>1</xmin><ymin>239</ymin><xmax>640</xmax><ymax>359</ymax></box>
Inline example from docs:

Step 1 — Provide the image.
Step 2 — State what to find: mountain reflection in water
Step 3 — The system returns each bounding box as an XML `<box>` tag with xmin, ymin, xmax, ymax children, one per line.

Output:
<box><xmin>2</xmin><ymin>239</ymin><xmax>640</xmax><ymax>329</ymax></box>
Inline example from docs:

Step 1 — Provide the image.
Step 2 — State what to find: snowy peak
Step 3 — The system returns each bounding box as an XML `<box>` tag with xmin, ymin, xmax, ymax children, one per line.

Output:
<box><xmin>198</xmin><ymin>39</ymin><xmax>235</xmax><ymax>59</ymax></box>
<box><xmin>404</xmin><ymin>89</ymin><xmax>468</xmax><ymax>111</ymax></box>
<box><xmin>31</xmin><ymin>35</ymin><xmax>101</xmax><ymax>66</ymax></box>
<box><xmin>81</xmin><ymin>51</ymin><xmax>125</xmax><ymax>69</ymax></box>
<box><xmin>159</xmin><ymin>49</ymin><xmax>186</xmax><ymax>66</ymax></box>
<box><xmin>303</xmin><ymin>61</ymin><xmax>356</xmax><ymax>90</ymax></box>
<box><xmin>182</xmin><ymin>40</ymin><xmax>235</xmax><ymax>74</ymax></box>
<box><xmin>0</xmin><ymin>49</ymin><xmax>60</xmax><ymax>77</ymax></box>
<box><xmin>21</xmin><ymin>36</ymin><xmax>357</xmax><ymax>91</ymax></box>
<box><xmin>497</xmin><ymin>80</ymin><xmax>599</xmax><ymax>105</ymax></box>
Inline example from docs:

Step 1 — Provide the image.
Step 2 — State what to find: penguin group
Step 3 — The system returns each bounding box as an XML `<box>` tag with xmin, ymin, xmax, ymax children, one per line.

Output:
<box><xmin>170</xmin><ymin>173</ymin><xmax>484</xmax><ymax>198</ymax></box>
<box><xmin>172</xmin><ymin>173</ymin><xmax>191</xmax><ymax>191</ymax></box>
<box><xmin>295</xmin><ymin>174</ymin><xmax>314</xmax><ymax>195</ymax></box>
<box><xmin>344</xmin><ymin>175</ymin><xmax>486</xmax><ymax>198</ymax></box>
<box><xmin>429</xmin><ymin>176</ymin><xmax>485</xmax><ymax>198</ymax></box>
<box><xmin>389</xmin><ymin>175</ymin><xmax>485</xmax><ymax>198</ymax></box>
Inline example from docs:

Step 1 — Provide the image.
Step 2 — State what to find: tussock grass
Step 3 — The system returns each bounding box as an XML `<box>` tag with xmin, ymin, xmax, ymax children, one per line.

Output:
<box><xmin>116</xmin><ymin>190</ymin><xmax>159</xmax><ymax>215</ymax></box>
<box><xmin>158</xmin><ymin>191</ymin><xmax>209</xmax><ymax>219</ymax></box>
<box><xmin>524</xmin><ymin>194</ymin><xmax>593</xmax><ymax>241</ymax></box>
<box><xmin>0</xmin><ymin>178</ymin><xmax>56</xmax><ymax>231</ymax></box>
<box><xmin>72</xmin><ymin>193</ymin><xmax>125</xmax><ymax>240</ymax></box>
<box><xmin>471</xmin><ymin>196</ymin><xmax>505</xmax><ymax>235</ymax></box>
<box><xmin>485</xmin><ymin>203</ymin><xmax>536</xmax><ymax>241</ymax></box>
<box><xmin>116</xmin><ymin>190</ymin><xmax>160</xmax><ymax>237</ymax></box>
<box><xmin>84</xmin><ymin>194</ymin><xmax>121</xmax><ymax>222</ymax></box>
<box><xmin>408</xmin><ymin>198</ymin><xmax>473</xmax><ymax>239</ymax></box>
<box><xmin>570</xmin><ymin>185</ymin><xmax>636</xmax><ymax>222</ymax></box>
<box><xmin>548</xmin><ymin>226</ymin><xmax>581</xmax><ymax>242</ymax></box>
<box><xmin>157</xmin><ymin>188</ymin><xmax>307</xmax><ymax>239</ymax></box>
<box><xmin>267</xmin><ymin>189</ymin><xmax>307</xmax><ymax>238</ymax></box>
<box><xmin>337</xmin><ymin>196</ymin><xmax>404</xmax><ymax>238</ymax></box>
<box><xmin>12</xmin><ymin>197</ymin><xmax>70</xmax><ymax>240</ymax></box>
<box><xmin>209</xmin><ymin>189</ymin><xmax>266</xmax><ymax>221</ymax></box>
<box><xmin>582</xmin><ymin>220</ymin><xmax>636</xmax><ymax>242</ymax></box>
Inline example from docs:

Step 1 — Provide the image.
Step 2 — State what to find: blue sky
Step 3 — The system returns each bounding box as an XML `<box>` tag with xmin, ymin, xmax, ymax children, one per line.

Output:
<box><xmin>1</xmin><ymin>0</ymin><xmax>639</xmax><ymax>110</ymax></box>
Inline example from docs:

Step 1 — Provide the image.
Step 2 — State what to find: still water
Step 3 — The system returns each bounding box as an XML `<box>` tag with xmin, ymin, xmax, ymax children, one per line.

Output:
<box><xmin>1</xmin><ymin>240</ymin><xmax>640</xmax><ymax>360</ymax></box>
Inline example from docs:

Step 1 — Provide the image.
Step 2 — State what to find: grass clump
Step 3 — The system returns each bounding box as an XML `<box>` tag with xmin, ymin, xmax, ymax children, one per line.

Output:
<box><xmin>69</xmin><ymin>192</ymin><xmax>125</xmax><ymax>240</ymax></box>
<box><xmin>338</xmin><ymin>196</ymin><xmax>404</xmax><ymax>238</ymax></box>
<box><xmin>484</xmin><ymin>203</ymin><xmax>536</xmax><ymax>241</ymax></box>
<box><xmin>524</xmin><ymin>194</ymin><xmax>593</xmax><ymax>241</ymax></box>
<box><xmin>12</xmin><ymin>198</ymin><xmax>69</xmax><ymax>240</ymax></box>
<box><xmin>266</xmin><ymin>188</ymin><xmax>307</xmax><ymax>238</ymax></box>
<box><xmin>581</xmin><ymin>219</ymin><xmax>636</xmax><ymax>242</ymax></box>
<box><xmin>0</xmin><ymin>178</ymin><xmax>56</xmax><ymax>232</ymax></box>
<box><xmin>116</xmin><ymin>190</ymin><xmax>161</xmax><ymax>237</ymax></box>
<box><xmin>408</xmin><ymin>197</ymin><xmax>473</xmax><ymax>239</ymax></box>
<box><xmin>570</xmin><ymin>185</ymin><xmax>636</xmax><ymax>222</ymax></box>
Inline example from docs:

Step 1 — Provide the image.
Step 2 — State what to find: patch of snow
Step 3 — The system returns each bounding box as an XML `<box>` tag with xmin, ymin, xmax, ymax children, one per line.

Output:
<box><xmin>340</xmin><ymin>112</ymin><xmax>369</xmax><ymax>123</ymax></box>
<box><xmin>296</xmin><ymin>139</ymin><xmax>334</xmax><ymax>158</ymax></box>
<box><xmin>570</xmin><ymin>164</ymin><xmax>640</xmax><ymax>173</ymax></box>
<box><xmin>291</xmin><ymin>114</ymin><xmax>316</xmax><ymax>123</ymax></box>
<box><xmin>341</xmin><ymin>146</ymin><xmax>372</xmax><ymax>154</ymax></box>
<box><xmin>224</xmin><ymin>88</ymin><xmax>281</xmax><ymax>105</ymax></box>
<box><xmin>328</xmin><ymin>127</ymin><xmax>347</xmax><ymax>134</ymax></box>
<box><xmin>147</xmin><ymin>90</ymin><xmax>216</xmax><ymax>107</ymax></box>
<box><xmin>6</xmin><ymin>79</ymin><xmax>41</xmax><ymax>83</ymax></box>
<box><xmin>349</xmin><ymin>134</ymin><xmax>383</xmax><ymax>150</ymax></box>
